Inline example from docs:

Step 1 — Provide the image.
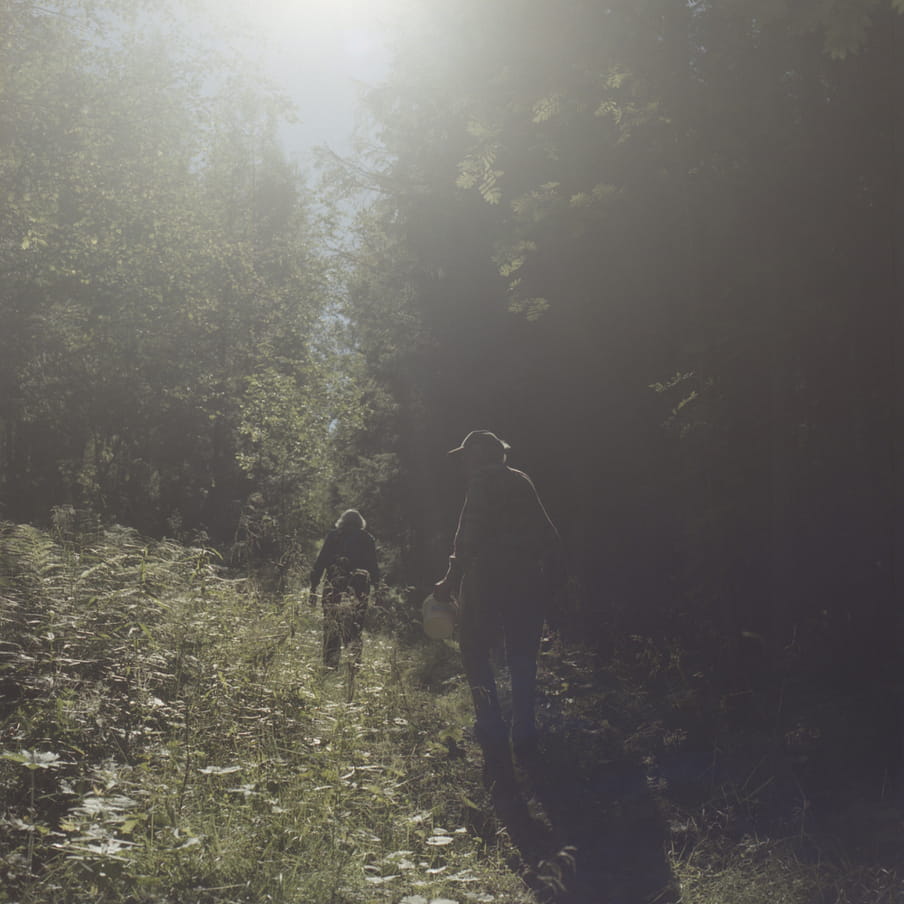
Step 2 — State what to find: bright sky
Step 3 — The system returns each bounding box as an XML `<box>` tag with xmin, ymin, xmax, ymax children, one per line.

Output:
<box><xmin>212</xmin><ymin>0</ymin><xmax>401</xmax><ymax>160</ymax></box>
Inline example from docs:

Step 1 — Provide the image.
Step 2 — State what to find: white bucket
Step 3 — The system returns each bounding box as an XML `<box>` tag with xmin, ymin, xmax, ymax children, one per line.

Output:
<box><xmin>422</xmin><ymin>594</ymin><xmax>455</xmax><ymax>639</ymax></box>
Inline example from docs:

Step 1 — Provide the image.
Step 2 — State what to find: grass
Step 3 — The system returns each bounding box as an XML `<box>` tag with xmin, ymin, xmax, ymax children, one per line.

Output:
<box><xmin>2</xmin><ymin>520</ymin><xmax>904</xmax><ymax>903</ymax></box>
<box><xmin>0</xmin><ymin>521</ymin><xmax>530</xmax><ymax>903</ymax></box>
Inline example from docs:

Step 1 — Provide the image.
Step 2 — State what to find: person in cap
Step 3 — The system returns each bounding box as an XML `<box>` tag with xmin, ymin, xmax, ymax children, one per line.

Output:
<box><xmin>310</xmin><ymin>509</ymin><xmax>380</xmax><ymax>671</ymax></box>
<box><xmin>434</xmin><ymin>431</ymin><xmax>565</xmax><ymax>792</ymax></box>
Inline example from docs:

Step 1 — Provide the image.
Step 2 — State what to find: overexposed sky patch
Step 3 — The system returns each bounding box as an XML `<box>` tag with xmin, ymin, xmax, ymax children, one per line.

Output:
<box><xmin>210</xmin><ymin>0</ymin><xmax>399</xmax><ymax>159</ymax></box>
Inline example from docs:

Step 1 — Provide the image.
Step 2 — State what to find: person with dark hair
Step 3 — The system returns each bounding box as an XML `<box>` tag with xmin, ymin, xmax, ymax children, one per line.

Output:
<box><xmin>310</xmin><ymin>509</ymin><xmax>380</xmax><ymax>674</ymax></box>
<box><xmin>434</xmin><ymin>431</ymin><xmax>565</xmax><ymax>794</ymax></box>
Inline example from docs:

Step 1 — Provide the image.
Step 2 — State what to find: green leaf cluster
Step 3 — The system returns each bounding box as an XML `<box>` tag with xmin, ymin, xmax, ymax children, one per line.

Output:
<box><xmin>0</xmin><ymin>0</ymin><xmax>346</xmax><ymax>557</ymax></box>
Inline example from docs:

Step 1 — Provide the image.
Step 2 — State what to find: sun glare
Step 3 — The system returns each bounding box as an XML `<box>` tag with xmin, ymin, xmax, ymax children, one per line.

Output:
<box><xmin>213</xmin><ymin>0</ymin><xmax>398</xmax><ymax>78</ymax></box>
<box><xmin>195</xmin><ymin>0</ymin><xmax>406</xmax><ymax>153</ymax></box>
<box><xmin>228</xmin><ymin>0</ymin><xmax>395</xmax><ymax>51</ymax></box>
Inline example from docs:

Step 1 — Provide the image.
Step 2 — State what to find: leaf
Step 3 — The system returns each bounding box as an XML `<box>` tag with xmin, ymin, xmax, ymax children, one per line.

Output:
<box><xmin>1</xmin><ymin>749</ymin><xmax>63</xmax><ymax>770</ymax></box>
<box><xmin>448</xmin><ymin>869</ymin><xmax>479</xmax><ymax>882</ymax></box>
<box><xmin>176</xmin><ymin>836</ymin><xmax>202</xmax><ymax>849</ymax></box>
<box><xmin>76</xmin><ymin>795</ymin><xmax>137</xmax><ymax>815</ymax></box>
<box><xmin>531</xmin><ymin>94</ymin><xmax>561</xmax><ymax>123</ymax></box>
<box><xmin>119</xmin><ymin>818</ymin><xmax>140</xmax><ymax>834</ymax></box>
<box><xmin>508</xmin><ymin>296</ymin><xmax>550</xmax><ymax>320</ymax></box>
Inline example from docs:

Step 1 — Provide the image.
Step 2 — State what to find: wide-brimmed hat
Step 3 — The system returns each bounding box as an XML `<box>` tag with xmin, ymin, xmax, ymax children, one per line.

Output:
<box><xmin>447</xmin><ymin>430</ymin><xmax>511</xmax><ymax>456</ymax></box>
<box><xmin>335</xmin><ymin>509</ymin><xmax>366</xmax><ymax>529</ymax></box>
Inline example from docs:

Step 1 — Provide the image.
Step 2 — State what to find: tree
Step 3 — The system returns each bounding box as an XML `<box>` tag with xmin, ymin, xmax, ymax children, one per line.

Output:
<box><xmin>0</xmin><ymin>0</ymin><xmax>344</xmax><ymax>562</ymax></box>
<box><xmin>336</xmin><ymin>0</ymin><xmax>902</xmax><ymax>702</ymax></box>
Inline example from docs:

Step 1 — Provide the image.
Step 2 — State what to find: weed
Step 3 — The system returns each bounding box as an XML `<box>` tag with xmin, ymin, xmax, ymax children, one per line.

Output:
<box><xmin>0</xmin><ymin>523</ymin><xmax>530</xmax><ymax>903</ymax></box>
<box><xmin>3</xmin><ymin>522</ymin><xmax>904</xmax><ymax>903</ymax></box>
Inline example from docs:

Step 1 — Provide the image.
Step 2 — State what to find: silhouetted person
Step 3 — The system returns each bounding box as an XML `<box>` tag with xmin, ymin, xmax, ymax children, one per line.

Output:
<box><xmin>310</xmin><ymin>509</ymin><xmax>379</xmax><ymax>673</ymax></box>
<box><xmin>434</xmin><ymin>431</ymin><xmax>564</xmax><ymax>794</ymax></box>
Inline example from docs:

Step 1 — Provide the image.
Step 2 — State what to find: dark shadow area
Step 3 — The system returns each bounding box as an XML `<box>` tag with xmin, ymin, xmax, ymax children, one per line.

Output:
<box><xmin>480</xmin><ymin>643</ymin><xmax>680</xmax><ymax>904</ymax></box>
<box><xmin>511</xmin><ymin>740</ymin><xmax>679</xmax><ymax>904</ymax></box>
<box><xmin>483</xmin><ymin>642</ymin><xmax>904</xmax><ymax>903</ymax></box>
<box><xmin>516</xmin><ymin>642</ymin><xmax>904</xmax><ymax>902</ymax></box>
<box><xmin>438</xmin><ymin>623</ymin><xmax>904</xmax><ymax>904</ymax></box>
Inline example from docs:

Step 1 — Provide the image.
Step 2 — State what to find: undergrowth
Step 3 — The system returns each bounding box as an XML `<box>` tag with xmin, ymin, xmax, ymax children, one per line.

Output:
<box><xmin>2</xmin><ymin>521</ymin><xmax>903</xmax><ymax>903</ymax></box>
<box><xmin>0</xmin><ymin>521</ymin><xmax>528</xmax><ymax>903</ymax></box>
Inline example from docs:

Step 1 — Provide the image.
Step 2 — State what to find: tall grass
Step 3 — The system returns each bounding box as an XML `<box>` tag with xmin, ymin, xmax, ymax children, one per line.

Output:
<box><xmin>0</xmin><ymin>521</ymin><xmax>529</xmax><ymax>903</ymax></box>
<box><xmin>3</xmin><ymin>521</ymin><xmax>902</xmax><ymax>904</ymax></box>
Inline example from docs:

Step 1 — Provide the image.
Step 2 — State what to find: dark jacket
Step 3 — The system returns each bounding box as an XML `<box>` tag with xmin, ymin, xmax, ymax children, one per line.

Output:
<box><xmin>446</xmin><ymin>463</ymin><xmax>562</xmax><ymax>584</ymax></box>
<box><xmin>310</xmin><ymin>527</ymin><xmax>379</xmax><ymax>590</ymax></box>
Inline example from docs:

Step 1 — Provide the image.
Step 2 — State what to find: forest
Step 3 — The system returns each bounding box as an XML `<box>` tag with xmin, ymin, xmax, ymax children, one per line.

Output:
<box><xmin>1</xmin><ymin>0</ymin><xmax>902</xmax><ymax>901</ymax></box>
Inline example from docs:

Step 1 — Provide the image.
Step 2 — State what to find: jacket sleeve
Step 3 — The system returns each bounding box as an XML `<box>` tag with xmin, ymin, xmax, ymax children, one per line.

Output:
<box><xmin>526</xmin><ymin>472</ymin><xmax>561</xmax><ymax>553</ymax></box>
<box><xmin>310</xmin><ymin>531</ymin><xmax>337</xmax><ymax>588</ymax></box>
<box><xmin>522</xmin><ymin>475</ymin><xmax>566</xmax><ymax>590</ymax></box>
<box><xmin>441</xmin><ymin>473</ymin><xmax>490</xmax><ymax>584</ymax></box>
<box><xmin>365</xmin><ymin>533</ymin><xmax>380</xmax><ymax>584</ymax></box>
<box><xmin>452</xmin><ymin>471</ymin><xmax>494</xmax><ymax>565</ymax></box>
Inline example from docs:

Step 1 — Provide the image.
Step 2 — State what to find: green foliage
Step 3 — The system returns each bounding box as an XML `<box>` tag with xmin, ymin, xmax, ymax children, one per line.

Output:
<box><xmin>3</xmin><ymin>523</ymin><xmax>904</xmax><ymax>902</ymax></box>
<box><xmin>332</xmin><ymin>0</ymin><xmax>901</xmax><ymax>694</ymax></box>
<box><xmin>0</xmin><ymin>0</ymin><xmax>344</xmax><ymax>555</ymax></box>
<box><xmin>0</xmin><ymin>522</ymin><xmax>533</xmax><ymax>903</ymax></box>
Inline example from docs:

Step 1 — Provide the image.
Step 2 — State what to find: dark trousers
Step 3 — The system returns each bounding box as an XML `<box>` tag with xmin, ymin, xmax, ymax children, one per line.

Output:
<box><xmin>321</xmin><ymin>588</ymin><xmax>367</xmax><ymax>669</ymax></box>
<box><xmin>458</xmin><ymin>559</ymin><xmax>546</xmax><ymax>754</ymax></box>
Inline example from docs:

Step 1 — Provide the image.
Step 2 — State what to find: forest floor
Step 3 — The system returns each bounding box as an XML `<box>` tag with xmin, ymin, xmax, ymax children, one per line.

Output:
<box><xmin>2</xmin><ymin>522</ymin><xmax>903</xmax><ymax>903</ymax></box>
<box><xmin>505</xmin><ymin>635</ymin><xmax>904</xmax><ymax>903</ymax></box>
